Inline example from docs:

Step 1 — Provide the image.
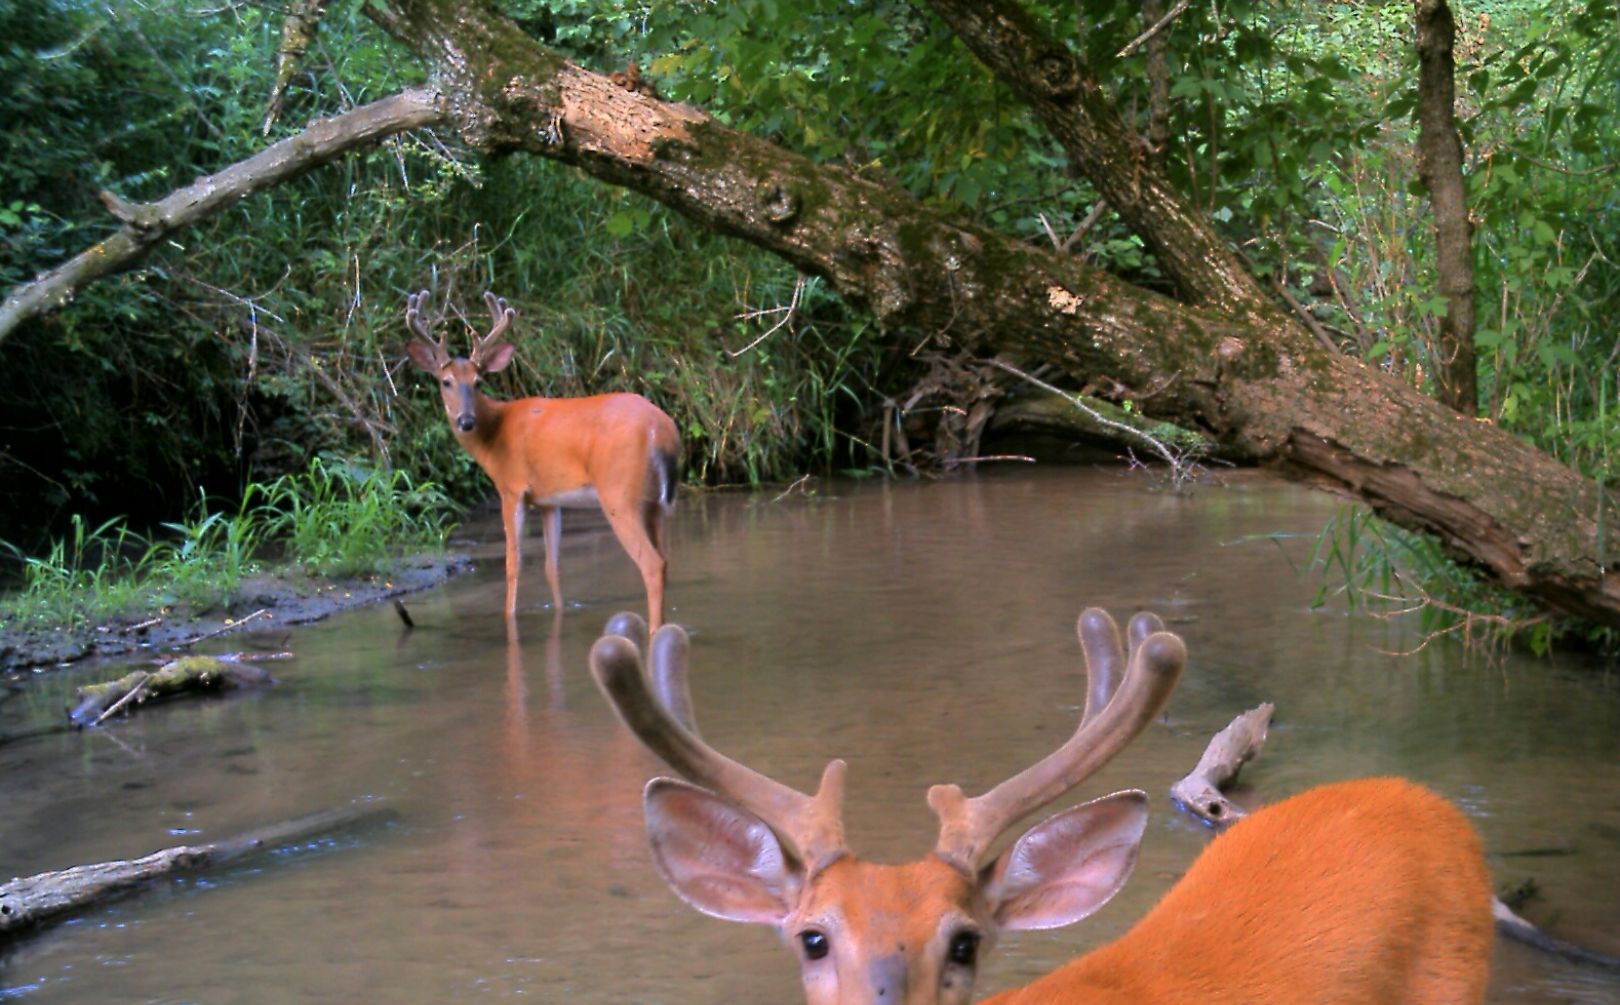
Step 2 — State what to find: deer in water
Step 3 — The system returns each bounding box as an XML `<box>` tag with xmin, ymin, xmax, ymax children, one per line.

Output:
<box><xmin>588</xmin><ymin>608</ymin><xmax>1494</xmax><ymax>1005</ymax></box>
<box><xmin>404</xmin><ymin>291</ymin><xmax>679</xmax><ymax>627</ymax></box>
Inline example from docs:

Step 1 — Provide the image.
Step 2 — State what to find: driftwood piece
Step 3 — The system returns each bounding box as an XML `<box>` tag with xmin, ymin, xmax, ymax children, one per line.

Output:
<box><xmin>1170</xmin><ymin>702</ymin><xmax>1274</xmax><ymax>826</ymax></box>
<box><xmin>68</xmin><ymin>655</ymin><xmax>277</xmax><ymax>728</ymax></box>
<box><xmin>0</xmin><ymin>804</ymin><xmax>395</xmax><ymax>939</ymax></box>
<box><xmin>1493</xmin><ymin>895</ymin><xmax>1620</xmax><ymax>971</ymax></box>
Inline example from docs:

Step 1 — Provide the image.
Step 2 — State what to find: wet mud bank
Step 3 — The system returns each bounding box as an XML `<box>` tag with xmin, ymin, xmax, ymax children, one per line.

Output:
<box><xmin>0</xmin><ymin>553</ymin><xmax>473</xmax><ymax>674</ymax></box>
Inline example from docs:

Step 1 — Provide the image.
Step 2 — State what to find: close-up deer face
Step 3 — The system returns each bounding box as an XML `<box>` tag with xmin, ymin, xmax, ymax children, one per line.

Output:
<box><xmin>591</xmin><ymin>610</ymin><xmax>1183</xmax><ymax>1005</ymax></box>
<box><xmin>403</xmin><ymin>289</ymin><xmax>516</xmax><ymax>434</ymax></box>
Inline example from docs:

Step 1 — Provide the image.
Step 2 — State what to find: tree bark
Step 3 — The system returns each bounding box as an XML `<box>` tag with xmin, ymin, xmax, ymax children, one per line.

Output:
<box><xmin>1414</xmin><ymin>0</ymin><xmax>1478</xmax><ymax>415</ymax></box>
<box><xmin>1139</xmin><ymin>0</ymin><xmax>1172</xmax><ymax>172</ymax></box>
<box><xmin>1413</xmin><ymin>0</ymin><xmax>1478</xmax><ymax>415</ymax></box>
<box><xmin>0</xmin><ymin>88</ymin><xmax>443</xmax><ymax>343</ymax></box>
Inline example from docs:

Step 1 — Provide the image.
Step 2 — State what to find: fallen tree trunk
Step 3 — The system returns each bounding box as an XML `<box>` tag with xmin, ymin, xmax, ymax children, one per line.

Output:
<box><xmin>1169</xmin><ymin>703</ymin><xmax>1274</xmax><ymax>826</ymax></box>
<box><xmin>68</xmin><ymin>655</ymin><xmax>279</xmax><ymax>729</ymax></box>
<box><xmin>0</xmin><ymin>804</ymin><xmax>395</xmax><ymax>940</ymax></box>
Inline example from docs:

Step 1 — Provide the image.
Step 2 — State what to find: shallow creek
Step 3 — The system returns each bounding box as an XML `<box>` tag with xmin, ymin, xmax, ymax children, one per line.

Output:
<box><xmin>2</xmin><ymin>467</ymin><xmax>1617</xmax><ymax>1003</ymax></box>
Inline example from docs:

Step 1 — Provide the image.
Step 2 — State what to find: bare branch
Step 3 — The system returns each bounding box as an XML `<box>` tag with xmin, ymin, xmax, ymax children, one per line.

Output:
<box><xmin>1117</xmin><ymin>0</ymin><xmax>1191</xmax><ymax>58</ymax></box>
<box><xmin>0</xmin><ymin>87</ymin><xmax>444</xmax><ymax>344</ymax></box>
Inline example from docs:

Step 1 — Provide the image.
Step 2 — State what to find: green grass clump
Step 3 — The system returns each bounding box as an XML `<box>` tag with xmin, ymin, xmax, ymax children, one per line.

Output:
<box><xmin>260</xmin><ymin>457</ymin><xmax>454</xmax><ymax>577</ymax></box>
<box><xmin>0</xmin><ymin>458</ymin><xmax>456</xmax><ymax>631</ymax></box>
<box><xmin>1308</xmin><ymin>505</ymin><xmax>1557</xmax><ymax>655</ymax></box>
<box><xmin>1</xmin><ymin>515</ymin><xmax>153</xmax><ymax>628</ymax></box>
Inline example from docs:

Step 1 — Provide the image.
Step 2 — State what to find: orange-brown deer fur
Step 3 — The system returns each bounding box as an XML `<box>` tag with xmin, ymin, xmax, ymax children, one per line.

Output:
<box><xmin>981</xmin><ymin>778</ymin><xmax>1492</xmax><ymax>1005</ymax></box>
<box><xmin>590</xmin><ymin>610</ymin><xmax>1495</xmax><ymax>1005</ymax></box>
<box><xmin>406</xmin><ymin>292</ymin><xmax>678</xmax><ymax>627</ymax></box>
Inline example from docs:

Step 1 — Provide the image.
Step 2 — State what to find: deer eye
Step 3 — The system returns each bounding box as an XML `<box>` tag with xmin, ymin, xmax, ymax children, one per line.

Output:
<box><xmin>441</xmin><ymin>377</ymin><xmax>452</xmax><ymax>387</ymax></box>
<box><xmin>799</xmin><ymin>930</ymin><xmax>830</xmax><ymax>961</ymax></box>
<box><xmin>946</xmin><ymin>930</ymin><xmax>980</xmax><ymax>967</ymax></box>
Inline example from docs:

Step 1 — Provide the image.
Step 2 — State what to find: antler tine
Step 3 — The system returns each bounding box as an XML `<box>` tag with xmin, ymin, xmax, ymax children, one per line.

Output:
<box><xmin>470</xmin><ymin>290</ymin><xmax>516</xmax><ymax>365</ymax></box>
<box><xmin>646</xmin><ymin>622</ymin><xmax>698</xmax><ymax>733</ymax></box>
<box><xmin>929</xmin><ymin>608</ymin><xmax>1185</xmax><ymax>872</ymax></box>
<box><xmin>590</xmin><ymin>622</ymin><xmax>848</xmax><ymax>872</ymax></box>
<box><xmin>603</xmin><ymin>611</ymin><xmax>649</xmax><ymax>654</ymax></box>
<box><xmin>404</xmin><ymin>289</ymin><xmax>444</xmax><ymax>349</ymax></box>
<box><xmin>1076</xmin><ymin>609</ymin><xmax>1169</xmax><ymax>725</ymax></box>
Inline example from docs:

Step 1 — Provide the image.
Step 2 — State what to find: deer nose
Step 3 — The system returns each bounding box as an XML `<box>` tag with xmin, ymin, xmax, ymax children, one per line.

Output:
<box><xmin>456</xmin><ymin>414</ymin><xmax>476</xmax><ymax>432</ymax></box>
<box><xmin>867</xmin><ymin>953</ymin><xmax>907</xmax><ymax>1001</ymax></box>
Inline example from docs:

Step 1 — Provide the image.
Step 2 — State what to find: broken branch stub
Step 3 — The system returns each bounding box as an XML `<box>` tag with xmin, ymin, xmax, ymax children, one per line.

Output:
<box><xmin>1169</xmin><ymin>702</ymin><xmax>1274</xmax><ymax>826</ymax></box>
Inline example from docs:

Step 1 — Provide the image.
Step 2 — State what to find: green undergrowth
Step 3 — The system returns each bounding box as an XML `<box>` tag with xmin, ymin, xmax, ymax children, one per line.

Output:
<box><xmin>1306</xmin><ymin>505</ymin><xmax>1612</xmax><ymax>657</ymax></box>
<box><xmin>0</xmin><ymin>457</ymin><xmax>454</xmax><ymax>632</ymax></box>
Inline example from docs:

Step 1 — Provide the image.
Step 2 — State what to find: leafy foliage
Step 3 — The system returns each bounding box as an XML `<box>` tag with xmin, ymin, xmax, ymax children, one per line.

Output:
<box><xmin>260</xmin><ymin>456</ymin><xmax>451</xmax><ymax>576</ymax></box>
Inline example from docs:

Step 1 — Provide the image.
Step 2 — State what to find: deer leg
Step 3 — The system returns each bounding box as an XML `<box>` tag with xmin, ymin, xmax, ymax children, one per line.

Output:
<box><xmin>538</xmin><ymin>505</ymin><xmax>563</xmax><ymax>615</ymax></box>
<box><xmin>600</xmin><ymin>501</ymin><xmax>667</xmax><ymax>632</ymax></box>
<box><xmin>501</xmin><ymin>492</ymin><xmax>526</xmax><ymax>618</ymax></box>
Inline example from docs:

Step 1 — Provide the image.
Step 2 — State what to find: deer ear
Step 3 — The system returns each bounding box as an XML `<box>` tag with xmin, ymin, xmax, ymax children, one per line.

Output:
<box><xmin>981</xmin><ymin>790</ymin><xmax>1148</xmax><ymax>931</ymax></box>
<box><xmin>405</xmin><ymin>340</ymin><xmax>442</xmax><ymax>374</ymax></box>
<box><xmin>479</xmin><ymin>342</ymin><xmax>516</xmax><ymax>373</ymax></box>
<box><xmin>643</xmin><ymin>778</ymin><xmax>802</xmax><ymax>925</ymax></box>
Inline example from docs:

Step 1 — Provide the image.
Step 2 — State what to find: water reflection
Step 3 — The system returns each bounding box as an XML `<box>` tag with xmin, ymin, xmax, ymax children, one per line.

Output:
<box><xmin>0</xmin><ymin>468</ymin><xmax>1616</xmax><ymax>1003</ymax></box>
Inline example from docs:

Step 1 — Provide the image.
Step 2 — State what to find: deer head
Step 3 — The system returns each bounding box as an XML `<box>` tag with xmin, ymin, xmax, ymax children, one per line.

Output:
<box><xmin>590</xmin><ymin>608</ymin><xmax>1185</xmax><ymax>1005</ymax></box>
<box><xmin>404</xmin><ymin>290</ymin><xmax>517</xmax><ymax>433</ymax></box>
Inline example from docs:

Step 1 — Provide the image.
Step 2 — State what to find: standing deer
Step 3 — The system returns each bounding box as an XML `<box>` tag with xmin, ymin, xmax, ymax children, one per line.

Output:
<box><xmin>589</xmin><ymin>609</ymin><xmax>1493</xmax><ymax>1005</ymax></box>
<box><xmin>404</xmin><ymin>291</ymin><xmax>679</xmax><ymax>627</ymax></box>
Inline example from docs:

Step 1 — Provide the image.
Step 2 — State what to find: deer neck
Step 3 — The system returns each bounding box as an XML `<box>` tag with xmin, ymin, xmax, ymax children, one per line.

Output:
<box><xmin>454</xmin><ymin>391</ymin><xmax>511</xmax><ymax>459</ymax></box>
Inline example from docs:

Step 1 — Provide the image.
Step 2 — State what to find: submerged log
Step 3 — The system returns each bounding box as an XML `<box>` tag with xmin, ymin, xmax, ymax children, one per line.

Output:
<box><xmin>1169</xmin><ymin>702</ymin><xmax>1274</xmax><ymax>826</ymax></box>
<box><xmin>68</xmin><ymin>655</ymin><xmax>278</xmax><ymax>728</ymax></box>
<box><xmin>0</xmin><ymin>804</ymin><xmax>394</xmax><ymax>940</ymax></box>
<box><xmin>1493</xmin><ymin>893</ymin><xmax>1620</xmax><ymax>971</ymax></box>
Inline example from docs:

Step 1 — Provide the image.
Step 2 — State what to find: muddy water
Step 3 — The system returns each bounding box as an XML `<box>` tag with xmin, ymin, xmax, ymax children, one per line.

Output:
<box><xmin>2</xmin><ymin>468</ymin><xmax>1618</xmax><ymax>1003</ymax></box>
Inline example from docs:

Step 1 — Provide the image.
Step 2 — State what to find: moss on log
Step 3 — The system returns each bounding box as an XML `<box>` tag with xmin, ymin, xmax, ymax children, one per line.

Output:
<box><xmin>68</xmin><ymin>655</ymin><xmax>277</xmax><ymax>728</ymax></box>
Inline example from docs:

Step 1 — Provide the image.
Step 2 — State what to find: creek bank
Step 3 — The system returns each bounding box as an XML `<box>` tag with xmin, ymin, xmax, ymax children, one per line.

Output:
<box><xmin>0</xmin><ymin>553</ymin><xmax>472</xmax><ymax>674</ymax></box>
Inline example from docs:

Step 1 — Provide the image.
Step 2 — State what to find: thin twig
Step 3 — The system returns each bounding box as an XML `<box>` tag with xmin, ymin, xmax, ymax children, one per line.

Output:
<box><xmin>1037</xmin><ymin>200</ymin><xmax>1110</xmax><ymax>254</ymax></box>
<box><xmin>727</xmin><ymin>276</ymin><xmax>807</xmax><ymax>357</ymax></box>
<box><xmin>945</xmin><ymin>453</ymin><xmax>1036</xmax><ymax>465</ymax></box>
<box><xmin>1117</xmin><ymin>0</ymin><xmax>1191</xmax><ymax>58</ymax></box>
<box><xmin>93</xmin><ymin>673</ymin><xmax>152</xmax><ymax>726</ymax></box>
<box><xmin>986</xmin><ymin>359</ymin><xmax>1188</xmax><ymax>473</ymax></box>
<box><xmin>1274</xmin><ymin>278</ymin><xmax>1339</xmax><ymax>354</ymax></box>
<box><xmin>771</xmin><ymin>474</ymin><xmax>813</xmax><ymax>502</ymax></box>
<box><xmin>1365</xmin><ymin>584</ymin><xmax>1547</xmax><ymax>657</ymax></box>
<box><xmin>175</xmin><ymin>609</ymin><xmax>271</xmax><ymax>648</ymax></box>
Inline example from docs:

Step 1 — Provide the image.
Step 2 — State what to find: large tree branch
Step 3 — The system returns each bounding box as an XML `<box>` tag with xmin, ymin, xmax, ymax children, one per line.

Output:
<box><xmin>360</xmin><ymin>1</ymin><xmax>1620</xmax><ymax>624</ymax></box>
<box><xmin>920</xmin><ymin>0</ymin><xmax>1276</xmax><ymax>323</ymax></box>
<box><xmin>0</xmin><ymin>87</ymin><xmax>445</xmax><ymax>343</ymax></box>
